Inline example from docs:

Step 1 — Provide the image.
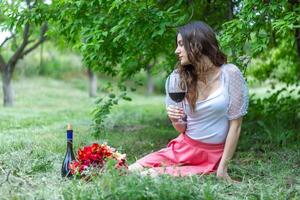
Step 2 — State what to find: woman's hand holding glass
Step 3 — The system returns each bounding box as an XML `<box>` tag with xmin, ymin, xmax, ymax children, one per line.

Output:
<box><xmin>167</xmin><ymin>105</ymin><xmax>186</xmax><ymax>124</ymax></box>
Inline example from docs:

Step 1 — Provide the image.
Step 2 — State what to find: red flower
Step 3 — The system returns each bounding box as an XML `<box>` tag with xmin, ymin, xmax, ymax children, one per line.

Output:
<box><xmin>70</xmin><ymin>143</ymin><xmax>127</xmax><ymax>177</ymax></box>
<box><xmin>91</xmin><ymin>143</ymin><xmax>99</xmax><ymax>153</ymax></box>
<box><xmin>115</xmin><ymin>159</ymin><xmax>127</xmax><ymax>169</ymax></box>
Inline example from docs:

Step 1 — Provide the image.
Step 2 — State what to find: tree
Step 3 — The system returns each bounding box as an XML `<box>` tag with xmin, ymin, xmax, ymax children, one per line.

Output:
<box><xmin>0</xmin><ymin>0</ymin><xmax>48</xmax><ymax>106</ymax></box>
<box><xmin>87</xmin><ymin>67</ymin><xmax>97</xmax><ymax>97</ymax></box>
<box><xmin>47</xmin><ymin>0</ymin><xmax>192</xmax><ymax>132</ymax></box>
<box><xmin>51</xmin><ymin>0</ymin><xmax>234</xmax><ymax>79</ymax></box>
<box><xmin>48</xmin><ymin>0</ymin><xmax>235</xmax><ymax>133</ymax></box>
<box><xmin>221</xmin><ymin>0</ymin><xmax>300</xmax><ymax>67</ymax></box>
<box><xmin>146</xmin><ymin>60</ymin><xmax>156</xmax><ymax>95</ymax></box>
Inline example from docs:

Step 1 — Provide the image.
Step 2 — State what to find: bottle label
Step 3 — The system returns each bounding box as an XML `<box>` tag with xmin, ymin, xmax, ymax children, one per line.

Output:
<box><xmin>67</xmin><ymin>130</ymin><xmax>73</xmax><ymax>141</ymax></box>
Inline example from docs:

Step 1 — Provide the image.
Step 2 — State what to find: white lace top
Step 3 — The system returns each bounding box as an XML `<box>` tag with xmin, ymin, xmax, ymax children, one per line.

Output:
<box><xmin>165</xmin><ymin>63</ymin><xmax>249</xmax><ymax>144</ymax></box>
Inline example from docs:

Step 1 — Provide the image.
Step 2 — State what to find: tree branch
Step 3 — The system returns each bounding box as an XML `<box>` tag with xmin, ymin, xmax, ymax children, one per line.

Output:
<box><xmin>7</xmin><ymin>23</ymin><xmax>30</xmax><ymax>71</ymax></box>
<box><xmin>5</xmin><ymin>0</ymin><xmax>47</xmax><ymax>73</ymax></box>
<box><xmin>148</xmin><ymin>1</ymin><xmax>194</xmax><ymax>29</ymax></box>
<box><xmin>25</xmin><ymin>0</ymin><xmax>31</xmax><ymax>8</ymax></box>
<box><xmin>24</xmin><ymin>0</ymin><xmax>38</xmax><ymax>9</ymax></box>
<box><xmin>0</xmin><ymin>34</ymin><xmax>15</xmax><ymax>48</ymax></box>
<box><xmin>166</xmin><ymin>0</ymin><xmax>194</xmax><ymax>29</ymax></box>
<box><xmin>21</xmin><ymin>22</ymin><xmax>48</xmax><ymax>57</ymax></box>
<box><xmin>288</xmin><ymin>0</ymin><xmax>299</xmax><ymax>4</ymax></box>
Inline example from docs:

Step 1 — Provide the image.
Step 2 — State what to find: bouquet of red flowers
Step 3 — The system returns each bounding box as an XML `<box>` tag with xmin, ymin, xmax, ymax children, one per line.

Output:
<box><xmin>69</xmin><ymin>143</ymin><xmax>127</xmax><ymax>178</ymax></box>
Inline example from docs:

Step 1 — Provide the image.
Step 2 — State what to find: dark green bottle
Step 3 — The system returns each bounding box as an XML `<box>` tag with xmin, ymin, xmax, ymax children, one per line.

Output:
<box><xmin>61</xmin><ymin>124</ymin><xmax>75</xmax><ymax>177</ymax></box>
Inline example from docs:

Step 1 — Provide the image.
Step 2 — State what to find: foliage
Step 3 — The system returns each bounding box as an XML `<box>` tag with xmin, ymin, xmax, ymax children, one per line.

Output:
<box><xmin>91</xmin><ymin>88</ymin><xmax>132</xmax><ymax>136</ymax></box>
<box><xmin>220</xmin><ymin>0</ymin><xmax>300</xmax><ymax>70</ymax></box>
<box><xmin>132</xmin><ymin>69</ymin><xmax>168</xmax><ymax>95</ymax></box>
<box><xmin>247</xmin><ymin>39</ymin><xmax>300</xmax><ymax>83</ymax></box>
<box><xmin>50</xmin><ymin>0</ymin><xmax>187</xmax><ymax>75</ymax></box>
<box><xmin>48</xmin><ymin>0</ymin><xmax>236</xmax><ymax>78</ymax></box>
<box><xmin>47</xmin><ymin>0</ymin><xmax>236</xmax><ymax>131</ymax></box>
<box><xmin>40</xmin><ymin>0</ymin><xmax>188</xmax><ymax>131</ymax></box>
<box><xmin>241</xmin><ymin>86</ymin><xmax>300</xmax><ymax>150</ymax></box>
<box><xmin>8</xmin><ymin>43</ymin><xmax>84</xmax><ymax>79</ymax></box>
<box><xmin>0</xmin><ymin>0</ymin><xmax>49</xmax><ymax>56</ymax></box>
<box><xmin>221</xmin><ymin>0</ymin><xmax>299</xmax><ymax>54</ymax></box>
<box><xmin>184</xmin><ymin>0</ymin><xmax>237</xmax><ymax>31</ymax></box>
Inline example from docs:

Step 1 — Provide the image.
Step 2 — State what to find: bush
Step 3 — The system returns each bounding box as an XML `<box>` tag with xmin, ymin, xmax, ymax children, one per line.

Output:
<box><xmin>14</xmin><ymin>43</ymin><xmax>84</xmax><ymax>79</ymax></box>
<box><xmin>129</xmin><ymin>69</ymin><xmax>167</xmax><ymax>95</ymax></box>
<box><xmin>247</xmin><ymin>40</ymin><xmax>300</xmax><ymax>84</ymax></box>
<box><xmin>240</xmin><ymin>85</ymin><xmax>300</xmax><ymax>150</ymax></box>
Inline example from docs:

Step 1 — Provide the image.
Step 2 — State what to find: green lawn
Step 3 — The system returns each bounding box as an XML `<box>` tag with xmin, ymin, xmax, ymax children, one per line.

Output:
<box><xmin>0</xmin><ymin>77</ymin><xmax>299</xmax><ymax>199</ymax></box>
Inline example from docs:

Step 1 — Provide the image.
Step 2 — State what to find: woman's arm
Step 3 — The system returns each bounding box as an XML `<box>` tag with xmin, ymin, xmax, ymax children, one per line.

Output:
<box><xmin>216</xmin><ymin>117</ymin><xmax>243</xmax><ymax>182</ymax></box>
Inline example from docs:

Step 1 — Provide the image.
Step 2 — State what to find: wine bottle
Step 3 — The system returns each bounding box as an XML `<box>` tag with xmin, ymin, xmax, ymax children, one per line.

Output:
<box><xmin>61</xmin><ymin>123</ymin><xmax>76</xmax><ymax>178</ymax></box>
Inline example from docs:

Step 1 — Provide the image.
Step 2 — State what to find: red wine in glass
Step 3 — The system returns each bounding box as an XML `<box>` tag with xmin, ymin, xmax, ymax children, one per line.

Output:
<box><xmin>168</xmin><ymin>92</ymin><xmax>186</xmax><ymax>103</ymax></box>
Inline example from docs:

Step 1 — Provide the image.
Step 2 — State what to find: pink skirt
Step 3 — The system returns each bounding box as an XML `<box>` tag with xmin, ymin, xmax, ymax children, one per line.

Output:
<box><xmin>137</xmin><ymin>133</ymin><xmax>224</xmax><ymax>176</ymax></box>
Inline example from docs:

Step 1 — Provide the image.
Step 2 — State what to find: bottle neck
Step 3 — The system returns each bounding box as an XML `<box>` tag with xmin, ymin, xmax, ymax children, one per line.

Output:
<box><xmin>67</xmin><ymin>141</ymin><xmax>73</xmax><ymax>151</ymax></box>
<box><xmin>67</xmin><ymin>130</ymin><xmax>73</xmax><ymax>149</ymax></box>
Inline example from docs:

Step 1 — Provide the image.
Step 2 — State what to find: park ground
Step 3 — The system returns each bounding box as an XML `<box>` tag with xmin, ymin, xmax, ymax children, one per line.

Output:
<box><xmin>0</xmin><ymin>76</ymin><xmax>299</xmax><ymax>200</ymax></box>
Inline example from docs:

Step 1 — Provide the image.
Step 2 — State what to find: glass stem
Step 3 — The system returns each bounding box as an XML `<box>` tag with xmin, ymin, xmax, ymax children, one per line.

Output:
<box><xmin>182</xmin><ymin>100</ymin><xmax>186</xmax><ymax>121</ymax></box>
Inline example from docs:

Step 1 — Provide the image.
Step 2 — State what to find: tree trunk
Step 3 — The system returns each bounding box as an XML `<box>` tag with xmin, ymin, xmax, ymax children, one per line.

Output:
<box><xmin>228</xmin><ymin>0</ymin><xmax>237</xmax><ymax>58</ymax></box>
<box><xmin>228</xmin><ymin>0</ymin><xmax>233</xmax><ymax>20</ymax></box>
<box><xmin>146</xmin><ymin>65</ymin><xmax>154</xmax><ymax>95</ymax></box>
<box><xmin>2</xmin><ymin>68</ymin><xmax>14</xmax><ymax>107</ymax></box>
<box><xmin>87</xmin><ymin>68</ymin><xmax>97</xmax><ymax>97</ymax></box>
<box><xmin>295</xmin><ymin>28</ymin><xmax>300</xmax><ymax>58</ymax></box>
<box><xmin>39</xmin><ymin>42</ymin><xmax>44</xmax><ymax>75</ymax></box>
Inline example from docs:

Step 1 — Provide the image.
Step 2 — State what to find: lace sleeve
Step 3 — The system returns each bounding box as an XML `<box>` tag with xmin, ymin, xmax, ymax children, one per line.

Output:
<box><xmin>227</xmin><ymin>64</ymin><xmax>249</xmax><ymax>120</ymax></box>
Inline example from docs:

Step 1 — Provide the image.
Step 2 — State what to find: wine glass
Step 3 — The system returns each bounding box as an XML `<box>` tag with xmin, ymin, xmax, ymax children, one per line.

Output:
<box><xmin>166</xmin><ymin>71</ymin><xmax>187</xmax><ymax>124</ymax></box>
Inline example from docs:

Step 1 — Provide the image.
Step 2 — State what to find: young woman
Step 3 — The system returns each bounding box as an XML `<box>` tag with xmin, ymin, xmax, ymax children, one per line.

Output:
<box><xmin>129</xmin><ymin>21</ymin><xmax>248</xmax><ymax>182</ymax></box>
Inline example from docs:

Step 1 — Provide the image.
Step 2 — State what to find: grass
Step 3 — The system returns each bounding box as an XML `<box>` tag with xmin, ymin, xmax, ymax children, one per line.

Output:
<box><xmin>0</xmin><ymin>76</ymin><xmax>299</xmax><ymax>200</ymax></box>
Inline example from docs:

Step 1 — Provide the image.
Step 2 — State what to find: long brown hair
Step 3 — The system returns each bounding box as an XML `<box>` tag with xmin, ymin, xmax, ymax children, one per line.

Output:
<box><xmin>176</xmin><ymin>21</ymin><xmax>227</xmax><ymax>112</ymax></box>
